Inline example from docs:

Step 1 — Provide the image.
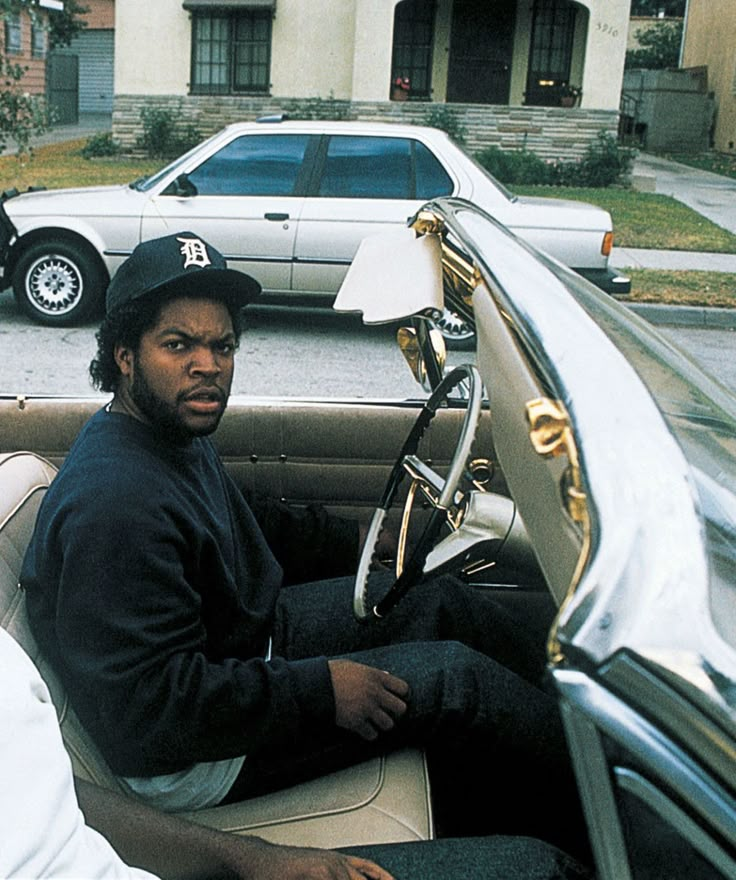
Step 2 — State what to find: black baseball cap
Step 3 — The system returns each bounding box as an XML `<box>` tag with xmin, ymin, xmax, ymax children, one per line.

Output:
<box><xmin>105</xmin><ymin>232</ymin><xmax>261</xmax><ymax>315</ymax></box>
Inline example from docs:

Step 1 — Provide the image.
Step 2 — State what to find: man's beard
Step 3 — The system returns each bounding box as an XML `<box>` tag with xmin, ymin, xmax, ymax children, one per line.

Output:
<box><xmin>129</xmin><ymin>363</ymin><xmax>226</xmax><ymax>444</ymax></box>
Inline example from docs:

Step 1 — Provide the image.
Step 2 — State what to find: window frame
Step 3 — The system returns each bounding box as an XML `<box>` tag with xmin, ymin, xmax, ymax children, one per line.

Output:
<box><xmin>390</xmin><ymin>0</ymin><xmax>436</xmax><ymax>100</ymax></box>
<box><xmin>525</xmin><ymin>0</ymin><xmax>578</xmax><ymax>107</ymax></box>
<box><xmin>5</xmin><ymin>13</ymin><xmax>22</xmax><ymax>56</ymax></box>
<box><xmin>190</xmin><ymin>8</ymin><xmax>272</xmax><ymax>96</ymax></box>
<box><xmin>31</xmin><ymin>23</ymin><xmax>47</xmax><ymax>59</ymax></box>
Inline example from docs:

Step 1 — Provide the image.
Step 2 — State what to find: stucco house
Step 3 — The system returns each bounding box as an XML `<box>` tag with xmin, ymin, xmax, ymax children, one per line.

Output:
<box><xmin>681</xmin><ymin>0</ymin><xmax>736</xmax><ymax>154</ymax></box>
<box><xmin>113</xmin><ymin>0</ymin><xmax>632</xmax><ymax>160</ymax></box>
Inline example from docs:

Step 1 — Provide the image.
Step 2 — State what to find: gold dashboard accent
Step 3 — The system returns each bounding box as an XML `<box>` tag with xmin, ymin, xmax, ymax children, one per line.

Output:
<box><xmin>526</xmin><ymin>398</ymin><xmax>587</xmax><ymax>526</ymax></box>
<box><xmin>526</xmin><ymin>397</ymin><xmax>591</xmax><ymax>664</ymax></box>
<box><xmin>467</xmin><ymin>457</ymin><xmax>495</xmax><ymax>491</ymax></box>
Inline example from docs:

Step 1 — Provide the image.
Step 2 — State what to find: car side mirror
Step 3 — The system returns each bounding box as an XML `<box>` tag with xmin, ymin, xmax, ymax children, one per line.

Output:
<box><xmin>397</xmin><ymin>322</ymin><xmax>446</xmax><ymax>392</ymax></box>
<box><xmin>173</xmin><ymin>173</ymin><xmax>198</xmax><ymax>198</ymax></box>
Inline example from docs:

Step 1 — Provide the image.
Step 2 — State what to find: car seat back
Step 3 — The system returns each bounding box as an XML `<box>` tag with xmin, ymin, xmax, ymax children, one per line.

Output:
<box><xmin>0</xmin><ymin>451</ymin><xmax>125</xmax><ymax>790</ymax></box>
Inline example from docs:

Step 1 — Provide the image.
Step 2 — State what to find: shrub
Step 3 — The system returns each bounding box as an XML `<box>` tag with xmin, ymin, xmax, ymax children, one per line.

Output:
<box><xmin>568</xmin><ymin>131</ymin><xmax>636</xmax><ymax>187</ymax></box>
<box><xmin>475</xmin><ymin>145</ymin><xmax>555</xmax><ymax>185</ymax></box>
<box><xmin>284</xmin><ymin>95</ymin><xmax>350</xmax><ymax>121</ymax></box>
<box><xmin>82</xmin><ymin>131</ymin><xmax>122</xmax><ymax>159</ymax></box>
<box><xmin>136</xmin><ymin>106</ymin><xmax>203</xmax><ymax>159</ymax></box>
<box><xmin>421</xmin><ymin>106</ymin><xmax>467</xmax><ymax>145</ymax></box>
<box><xmin>475</xmin><ymin>133</ymin><xmax>636</xmax><ymax>188</ymax></box>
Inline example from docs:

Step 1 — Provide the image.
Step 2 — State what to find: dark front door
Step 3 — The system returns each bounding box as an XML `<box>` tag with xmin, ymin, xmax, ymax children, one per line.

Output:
<box><xmin>446</xmin><ymin>0</ymin><xmax>516</xmax><ymax>104</ymax></box>
<box><xmin>46</xmin><ymin>53</ymin><xmax>79</xmax><ymax>124</ymax></box>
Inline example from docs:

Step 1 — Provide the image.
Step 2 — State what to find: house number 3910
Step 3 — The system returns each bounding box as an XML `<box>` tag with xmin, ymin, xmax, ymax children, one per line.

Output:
<box><xmin>596</xmin><ymin>21</ymin><xmax>620</xmax><ymax>38</ymax></box>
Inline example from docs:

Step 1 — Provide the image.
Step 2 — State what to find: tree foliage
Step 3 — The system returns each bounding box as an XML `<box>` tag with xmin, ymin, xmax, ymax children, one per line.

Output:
<box><xmin>625</xmin><ymin>20</ymin><xmax>683</xmax><ymax>70</ymax></box>
<box><xmin>0</xmin><ymin>0</ymin><xmax>88</xmax><ymax>155</ymax></box>
<box><xmin>630</xmin><ymin>0</ymin><xmax>685</xmax><ymax>15</ymax></box>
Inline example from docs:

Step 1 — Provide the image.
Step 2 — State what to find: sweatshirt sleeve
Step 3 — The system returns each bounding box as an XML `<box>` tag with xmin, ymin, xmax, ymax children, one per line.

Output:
<box><xmin>24</xmin><ymin>481</ymin><xmax>336</xmax><ymax>778</ymax></box>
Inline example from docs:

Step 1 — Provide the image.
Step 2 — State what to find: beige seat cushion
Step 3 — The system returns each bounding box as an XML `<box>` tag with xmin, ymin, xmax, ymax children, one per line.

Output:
<box><xmin>0</xmin><ymin>450</ymin><xmax>433</xmax><ymax>846</ymax></box>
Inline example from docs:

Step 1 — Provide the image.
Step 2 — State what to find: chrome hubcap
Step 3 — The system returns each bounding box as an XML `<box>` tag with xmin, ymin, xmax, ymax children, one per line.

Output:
<box><xmin>434</xmin><ymin>307</ymin><xmax>474</xmax><ymax>341</ymax></box>
<box><xmin>27</xmin><ymin>255</ymin><xmax>82</xmax><ymax>316</ymax></box>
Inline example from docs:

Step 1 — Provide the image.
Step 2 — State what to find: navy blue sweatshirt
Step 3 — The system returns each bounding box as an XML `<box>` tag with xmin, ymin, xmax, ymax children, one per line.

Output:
<box><xmin>21</xmin><ymin>409</ymin><xmax>338</xmax><ymax>777</ymax></box>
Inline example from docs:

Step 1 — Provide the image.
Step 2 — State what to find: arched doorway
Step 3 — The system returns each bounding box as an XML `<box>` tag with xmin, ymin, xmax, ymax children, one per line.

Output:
<box><xmin>525</xmin><ymin>0</ymin><xmax>583</xmax><ymax>106</ymax></box>
<box><xmin>391</xmin><ymin>0</ymin><xmax>436</xmax><ymax>100</ymax></box>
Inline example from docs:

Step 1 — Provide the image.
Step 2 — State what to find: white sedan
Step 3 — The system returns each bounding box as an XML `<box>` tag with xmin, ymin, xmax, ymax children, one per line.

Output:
<box><xmin>0</xmin><ymin>119</ymin><xmax>629</xmax><ymax>345</ymax></box>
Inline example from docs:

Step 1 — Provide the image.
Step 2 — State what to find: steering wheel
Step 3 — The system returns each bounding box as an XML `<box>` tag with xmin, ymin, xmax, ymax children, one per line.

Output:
<box><xmin>353</xmin><ymin>364</ymin><xmax>484</xmax><ymax>621</ymax></box>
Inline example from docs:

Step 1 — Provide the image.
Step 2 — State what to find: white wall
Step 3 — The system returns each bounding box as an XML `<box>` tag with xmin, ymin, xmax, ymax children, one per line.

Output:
<box><xmin>577</xmin><ymin>0</ymin><xmax>631</xmax><ymax>110</ymax></box>
<box><xmin>114</xmin><ymin>0</ymin><xmax>630</xmax><ymax>111</ymax></box>
<box><xmin>115</xmin><ymin>0</ymin><xmax>191</xmax><ymax>94</ymax></box>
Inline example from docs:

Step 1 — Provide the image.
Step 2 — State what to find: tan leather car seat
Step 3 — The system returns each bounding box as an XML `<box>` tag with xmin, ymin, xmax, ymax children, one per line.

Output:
<box><xmin>0</xmin><ymin>450</ymin><xmax>433</xmax><ymax>847</ymax></box>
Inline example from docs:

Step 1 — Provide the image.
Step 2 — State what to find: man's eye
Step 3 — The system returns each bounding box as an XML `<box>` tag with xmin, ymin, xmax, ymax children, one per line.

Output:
<box><xmin>165</xmin><ymin>340</ymin><xmax>187</xmax><ymax>351</ymax></box>
<box><xmin>216</xmin><ymin>342</ymin><xmax>235</xmax><ymax>355</ymax></box>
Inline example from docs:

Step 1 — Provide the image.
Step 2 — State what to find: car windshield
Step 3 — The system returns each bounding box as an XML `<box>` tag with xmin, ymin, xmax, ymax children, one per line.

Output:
<box><xmin>130</xmin><ymin>131</ymin><xmax>225</xmax><ymax>192</ymax></box>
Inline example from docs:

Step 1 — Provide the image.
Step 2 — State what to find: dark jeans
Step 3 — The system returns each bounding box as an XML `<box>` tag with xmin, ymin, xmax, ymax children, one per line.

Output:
<box><xmin>226</xmin><ymin>574</ymin><xmax>588</xmax><ymax>860</ymax></box>
<box><xmin>343</xmin><ymin>836</ymin><xmax>594</xmax><ymax>880</ymax></box>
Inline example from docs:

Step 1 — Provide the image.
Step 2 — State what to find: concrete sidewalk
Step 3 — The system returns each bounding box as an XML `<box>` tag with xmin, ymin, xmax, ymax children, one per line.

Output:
<box><xmin>632</xmin><ymin>152</ymin><xmax>736</xmax><ymax>236</ymax></box>
<box><xmin>612</xmin><ymin>247</ymin><xmax>736</xmax><ymax>273</ymax></box>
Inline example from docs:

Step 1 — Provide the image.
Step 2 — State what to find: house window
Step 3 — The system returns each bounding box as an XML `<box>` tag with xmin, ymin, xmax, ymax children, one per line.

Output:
<box><xmin>32</xmin><ymin>24</ymin><xmax>47</xmax><ymax>58</ymax></box>
<box><xmin>525</xmin><ymin>0</ymin><xmax>578</xmax><ymax>106</ymax></box>
<box><xmin>391</xmin><ymin>0</ymin><xmax>436</xmax><ymax>100</ymax></box>
<box><xmin>5</xmin><ymin>13</ymin><xmax>22</xmax><ymax>55</ymax></box>
<box><xmin>191</xmin><ymin>10</ymin><xmax>271</xmax><ymax>95</ymax></box>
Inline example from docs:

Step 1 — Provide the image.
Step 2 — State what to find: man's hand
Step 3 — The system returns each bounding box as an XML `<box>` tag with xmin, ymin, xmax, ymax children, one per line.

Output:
<box><xmin>328</xmin><ymin>659</ymin><xmax>409</xmax><ymax>741</ymax></box>
<box><xmin>236</xmin><ymin>841</ymin><xmax>395</xmax><ymax>880</ymax></box>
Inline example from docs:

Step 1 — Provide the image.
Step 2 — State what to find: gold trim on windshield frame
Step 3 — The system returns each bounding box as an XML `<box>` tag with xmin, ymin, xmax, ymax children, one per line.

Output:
<box><xmin>410</xmin><ymin>209</ymin><xmax>481</xmax><ymax>310</ymax></box>
<box><xmin>526</xmin><ymin>397</ymin><xmax>591</xmax><ymax>663</ymax></box>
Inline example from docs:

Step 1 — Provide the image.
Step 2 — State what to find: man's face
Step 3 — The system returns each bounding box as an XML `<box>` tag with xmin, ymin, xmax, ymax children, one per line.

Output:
<box><xmin>114</xmin><ymin>296</ymin><xmax>237</xmax><ymax>442</ymax></box>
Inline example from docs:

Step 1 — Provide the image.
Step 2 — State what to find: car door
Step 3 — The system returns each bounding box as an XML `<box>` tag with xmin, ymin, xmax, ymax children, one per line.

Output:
<box><xmin>141</xmin><ymin>133</ymin><xmax>315</xmax><ymax>293</ymax></box>
<box><xmin>292</xmin><ymin>134</ymin><xmax>455</xmax><ymax>295</ymax></box>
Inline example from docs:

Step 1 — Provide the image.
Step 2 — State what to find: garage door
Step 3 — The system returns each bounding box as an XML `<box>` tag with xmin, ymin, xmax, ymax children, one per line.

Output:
<box><xmin>53</xmin><ymin>29</ymin><xmax>114</xmax><ymax>115</ymax></box>
<box><xmin>77</xmin><ymin>29</ymin><xmax>114</xmax><ymax>114</ymax></box>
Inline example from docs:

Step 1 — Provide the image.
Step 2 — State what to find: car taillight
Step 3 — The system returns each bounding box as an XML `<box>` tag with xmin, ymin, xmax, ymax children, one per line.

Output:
<box><xmin>601</xmin><ymin>231</ymin><xmax>613</xmax><ymax>257</ymax></box>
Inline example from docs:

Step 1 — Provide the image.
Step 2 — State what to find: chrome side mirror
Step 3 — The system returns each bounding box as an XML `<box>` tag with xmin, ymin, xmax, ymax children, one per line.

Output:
<box><xmin>397</xmin><ymin>322</ymin><xmax>446</xmax><ymax>392</ymax></box>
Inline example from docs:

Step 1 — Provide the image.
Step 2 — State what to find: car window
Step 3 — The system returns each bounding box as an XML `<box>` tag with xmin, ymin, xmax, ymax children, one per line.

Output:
<box><xmin>317</xmin><ymin>136</ymin><xmax>453</xmax><ymax>200</ymax></box>
<box><xmin>415</xmin><ymin>141</ymin><xmax>454</xmax><ymax>199</ymax></box>
<box><xmin>185</xmin><ymin>134</ymin><xmax>310</xmax><ymax>196</ymax></box>
<box><xmin>318</xmin><ymin>136</ymin><xmax>413</xmax><ymax>199</ymax></box>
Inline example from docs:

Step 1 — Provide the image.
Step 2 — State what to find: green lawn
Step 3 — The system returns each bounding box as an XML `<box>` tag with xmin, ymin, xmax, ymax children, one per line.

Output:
<box><xmin>515</xmin><ymin>185</ymin><xmax>736</xmax><ymax>253</ymax></box>
<box><xmin>619</xmin><ymin>270</ymin><xmax>736</xmax><ymax>308</ymax></box>
<box><xmin>656</xmin><ymin>151</ymin><xmax>736</xmax><ymax>181</ymax></box>
<box><xmin>0</xmin><ymin>139</ymin><xmax>160</xmax><ymax>192</ymax></box>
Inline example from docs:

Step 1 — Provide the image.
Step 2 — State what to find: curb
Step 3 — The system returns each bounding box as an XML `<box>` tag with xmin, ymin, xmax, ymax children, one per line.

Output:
<box><xmin>627</xmin><ymin>303</ymin><xmax>736</xmax><ymax>329</ymax></box>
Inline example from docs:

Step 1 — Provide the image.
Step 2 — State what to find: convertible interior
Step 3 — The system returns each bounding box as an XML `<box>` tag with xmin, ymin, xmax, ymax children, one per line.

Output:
<box><xmin>0</xmin><ymin>200</ymin><xmax>583</xmax><ymax>852</ymax></box>
<box><xmin>3</xmin><ymin>198</ymin><xmax>732</xmax><ymax>879</ymax></box>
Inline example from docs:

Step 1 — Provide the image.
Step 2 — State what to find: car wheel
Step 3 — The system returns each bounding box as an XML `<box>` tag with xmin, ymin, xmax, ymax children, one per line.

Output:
<box><xmin>12</xmin><ymin>240</ymin><xmax>106</xmax><ymax>327</ymax></box>
<box><xmin>433</xmin><ymin>307</ymin><xmax>476</xmax><ymax>351</ymax></box>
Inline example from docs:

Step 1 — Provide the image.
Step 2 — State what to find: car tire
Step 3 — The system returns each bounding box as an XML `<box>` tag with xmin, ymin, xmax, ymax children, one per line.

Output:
<box><xmin>433</xmin><ymin>307</ymin><xmax>477</xmax><ymax>352</ymax></box>
<box><xmin>12</xmin><ymin>239</ymin><xmax>107</xmax><ymax>327</ymax></box>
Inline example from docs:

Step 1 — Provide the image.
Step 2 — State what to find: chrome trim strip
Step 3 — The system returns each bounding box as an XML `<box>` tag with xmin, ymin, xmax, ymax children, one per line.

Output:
<box><xmin>615</xmin><ymin>768</ymin><xmax>736</xmax><ymax>877</ymax></box>
<box><xmin>555</xmin><ymin>670</ymin><xmax>736</xmax><ymax>848</ymax></box>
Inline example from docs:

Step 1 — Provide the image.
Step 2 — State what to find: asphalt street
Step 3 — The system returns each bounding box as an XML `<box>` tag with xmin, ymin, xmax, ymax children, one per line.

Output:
<box><xmin>2</xmin><ymin>119</ymin><xmax>736</xmax><ymax>396</ymax></box>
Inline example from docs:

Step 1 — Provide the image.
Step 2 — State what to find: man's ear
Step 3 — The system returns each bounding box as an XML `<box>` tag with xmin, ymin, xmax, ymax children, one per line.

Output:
<box><xmin>114</xmin><ymin>344</ymin><xmax>134</xmax><ymax>378</ymax></box>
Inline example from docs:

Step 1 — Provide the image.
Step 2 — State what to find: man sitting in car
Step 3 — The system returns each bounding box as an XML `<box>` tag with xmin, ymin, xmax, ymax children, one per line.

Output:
<box><xmin>20</xmin><ymin>232</ymin><xmax>586</xmax><ymax>859</ymax></box>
